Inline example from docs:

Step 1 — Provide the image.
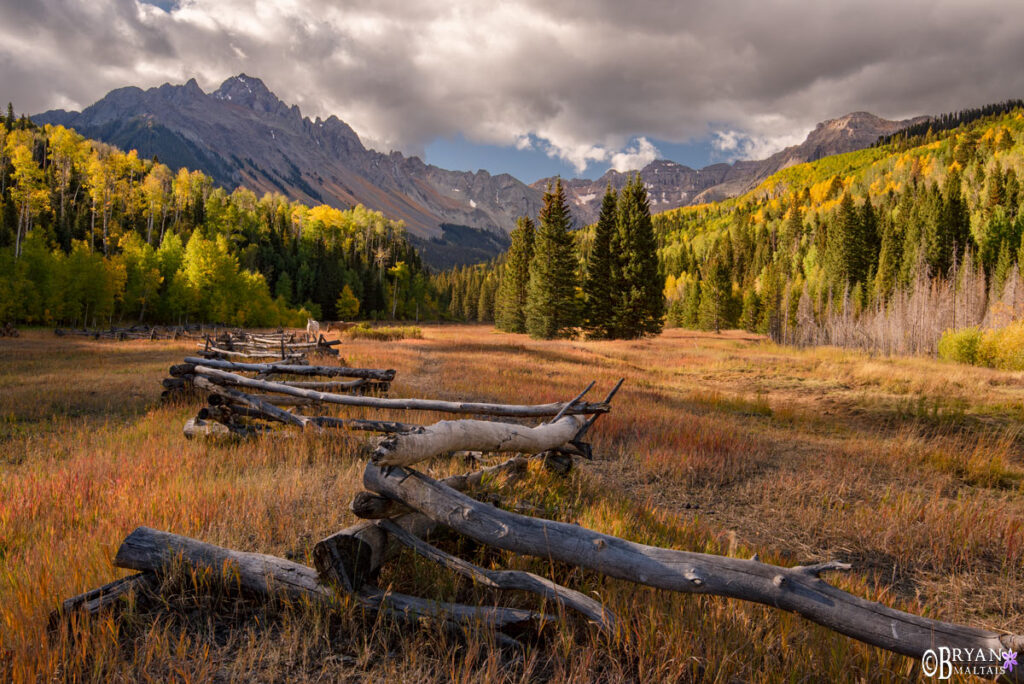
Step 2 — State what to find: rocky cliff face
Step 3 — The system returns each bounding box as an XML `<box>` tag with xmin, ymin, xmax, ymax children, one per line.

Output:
<box><xmin>35</xmin><ymin>74</ymin><xmax>544</xmax><ymax>246</ymax></box>
<box><xmin>535</xmin><ymin>111</ymin><xmax>929</xmax><ymax>224</ymax></box>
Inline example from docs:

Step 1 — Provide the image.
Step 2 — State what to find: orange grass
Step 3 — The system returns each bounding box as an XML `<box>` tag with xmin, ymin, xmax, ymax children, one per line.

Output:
<box><xmin>2</xmin><ymin>326</ymin><xmax>1023</xmax><ymax>682</ymax></box>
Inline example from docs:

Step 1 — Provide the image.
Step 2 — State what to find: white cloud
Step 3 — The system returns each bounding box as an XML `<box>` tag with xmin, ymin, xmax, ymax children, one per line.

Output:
<box><xmin>711</xmin><ymin>129</ymin><xmax>805</xmax><ymax>161</ymax></box>
<box><xmin>609</xmin><ymin>137</ymin><xmax>660</xmax><ymax>172</ymax></box>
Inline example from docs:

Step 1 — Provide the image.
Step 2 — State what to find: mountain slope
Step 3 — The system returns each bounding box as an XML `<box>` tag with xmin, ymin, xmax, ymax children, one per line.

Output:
<box><xmin>35</xmin><ymin>75</ymin><xmax>544</xmax><ymax>246</ymax></box>
<box><xmin>535</xmin><ymin>112</ymin><xmax>929</xmax><ymax>225</ymax></box>
<box><xmin>36</xmin><ymin>74</ymin><xmax>924</xmax><ymax>263</ymax></box>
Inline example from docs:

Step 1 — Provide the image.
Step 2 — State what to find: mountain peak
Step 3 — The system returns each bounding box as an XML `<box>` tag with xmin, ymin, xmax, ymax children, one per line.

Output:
<box><xmin>213</xmin><ymin>73</ymin><xmax>290</xmax><ymax>117</ymax></box>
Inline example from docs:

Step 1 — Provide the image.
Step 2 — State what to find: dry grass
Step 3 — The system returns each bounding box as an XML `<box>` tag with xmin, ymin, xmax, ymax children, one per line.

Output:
<box><xmin>2</xmin><ymin>326</ymin><xmax>1023</xmax><ymax>682</ymax></box>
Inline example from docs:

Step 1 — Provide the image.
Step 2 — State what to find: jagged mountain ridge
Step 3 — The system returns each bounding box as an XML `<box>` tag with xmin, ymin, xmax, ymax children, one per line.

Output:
<box><xmin>35</xmin><ymin>74</ymin><xmax>542</xmax><ymax>247</ymax></box>
<box><xmin>36</xmin><ymin>75</ymin><xmax>926</xmax><ymax>263</ymax></box>
<box><xmin>534</xmin><ymin>111</ymin><xmax>930</xmax><ymax>225</ymax></box>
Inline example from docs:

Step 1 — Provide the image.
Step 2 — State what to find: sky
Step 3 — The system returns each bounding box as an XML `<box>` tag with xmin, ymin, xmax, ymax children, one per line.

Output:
<box><xmin>2</xmin><ymin>1</ymin><xmax>1024</xmax><ymax>184</ymax></box>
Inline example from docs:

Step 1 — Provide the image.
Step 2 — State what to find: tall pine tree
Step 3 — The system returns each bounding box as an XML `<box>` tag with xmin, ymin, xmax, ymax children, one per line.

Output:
<box><xmin>494</xmin><ymin>216</ymin><xmax>534</xmax><ymax>332</ymax></box>
<box><xmin>525</xmin><ymin>180</ymin><xmax>580</xmax><ymax>339</ymax></box>
<box><xmin>582</xmin><ymin>184</ymin><xmax>617</xmax><ymax>338</ymax></box>
<box><xmin>612</xmin><ymin>174</ymin><xmax>665</xmax><ymax>338</ymax></box>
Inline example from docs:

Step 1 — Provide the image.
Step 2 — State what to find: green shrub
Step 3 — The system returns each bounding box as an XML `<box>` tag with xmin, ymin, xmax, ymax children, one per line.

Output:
<box><xmin>345</xmin><ymin>323</ymin><xmax>423</xmax><ymax>341</ymax></box>
<box><xmin>940</xmin><ymin>321</ymin><xmax>1024</xmax><ymax>371</ymax></box>
<box><xmin>938</xmin><ymin>326</ymin><xmax>982</xmax><ymax>365</ymax></box>
<box><xmin>979</xmin><ymin>320</ymin><xmax>1024</xmax><ymax>370</ymax></box>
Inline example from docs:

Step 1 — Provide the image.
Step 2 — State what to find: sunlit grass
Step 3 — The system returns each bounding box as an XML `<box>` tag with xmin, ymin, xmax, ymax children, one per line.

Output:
<box><xmin>2</xmin><ymin>326</ymin><xmax>1023</xmax><ymax>681</ymax></box>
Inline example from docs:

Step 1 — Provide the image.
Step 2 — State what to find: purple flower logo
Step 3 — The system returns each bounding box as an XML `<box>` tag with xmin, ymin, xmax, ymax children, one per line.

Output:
<box><xmin>1003</xmin><ymin>651</ymin><xmax>1018</xmax><ymax>672</ymax></box>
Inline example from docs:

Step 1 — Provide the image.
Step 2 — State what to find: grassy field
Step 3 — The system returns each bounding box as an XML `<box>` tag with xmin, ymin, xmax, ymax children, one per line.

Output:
<box><xmin>2</xmin><ymin>325</ymin><xmax>1024</xmax><ymax>682</ymax></box>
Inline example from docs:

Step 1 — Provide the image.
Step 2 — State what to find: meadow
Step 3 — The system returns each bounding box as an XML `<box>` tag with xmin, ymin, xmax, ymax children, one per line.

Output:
<box><xmin>2</xmin><ymin>325</ymin><xmax>1024</xmax><ymax>682</ymax></box>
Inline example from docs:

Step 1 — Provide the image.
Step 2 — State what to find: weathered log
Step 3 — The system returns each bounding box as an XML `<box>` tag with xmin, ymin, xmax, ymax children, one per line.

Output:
<box><xmin>49</xmin><ymin>572</ymin><xmax>157</xmax><ymax>629</ymax></box>
<box><xmin>202</xmin><ymin>346</ymin><xmax>307</xmax><ymax>362</ymax></box>
<box><xmin>372</xmin><ymin>415</ymin><xmax>585</xmax><ymax>468</ymax></box>
<box><xmin>572</xmin><ymin>378</ymin><xmax>624</xmax><ymax>443</ymax></box>
<box><xmin>306</xmin><ymin>416</ymin><xmax>420</xmax><ymax>433</ymax></box>
<box><xmin>194</xmin><ymin>376</ymin><xmax>312</xmax><ymax>429</ymax></box>
<box><xmin>194</xmin><ymin>366</ymin><xmax>611</xmax><ymax>418</ymax></box>
<box><xmin>162</xmin><ymin>377</ymin><xmax>189</xmax><ymax>390</ymax></box>
<box><xmin>112</xmin><ymin>526</ymin><xmax>547</xmax><ymax>634</ymax></box>
<box><xmin>181</xmin><ymin>357</ymin><xmax>395</xmax><ymax>381</ymax></box>
<box><xmin>183</xmin><ymin>416</ymin><xmax>237</xmax><ymax>439</ymax></box>
<box><xmin>377</xmin><ymin>517</ymin><xmax>614</xmax><ymax>632</ymax></box>
<box><xmin>199</xmin><ymin>403</ymin><xmax>418</xmax><ymax>435</ymax></box>
<box><xmin>315</xmin><ymin>458</ymin><xmax>529</xmax><ymax>590</ymax></box>
<box><xmin>277</xmin><ymin>378</ymin><xmax>366</xmax><ymax>391</ymax></box>
<box><xmin>351</xmin><ymin>456</ymin><xmax>530</xmax><ymax>520</ymax></box>
<box><xmin>208</xmin><ymin>392</ymin><xmax>319</xmax><ymax>408</ymax></box>
<box><xmin>364</xmin><ymin>464</ymin><xmax>1024</xmax><ymax>678</ymax></box>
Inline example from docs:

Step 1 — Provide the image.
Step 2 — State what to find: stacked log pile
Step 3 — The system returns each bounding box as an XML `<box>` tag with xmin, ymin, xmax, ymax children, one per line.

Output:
<box><xmin>161</xmin><ymin>357</ymin><xmax>397</xmax><ymax>427</ymax></box>
<box><xmin>53</xmin><ymin>375</ymin><xmax>1024</xmax><ymax>680</ymax></box>
<box><xmin>198</xmin><ymin>330</ymin><xmax>339</xmax><ymax>362</ymax></box>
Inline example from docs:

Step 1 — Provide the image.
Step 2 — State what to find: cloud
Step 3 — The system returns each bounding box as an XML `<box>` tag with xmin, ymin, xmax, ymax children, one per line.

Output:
<box><xmin>609</xmin><ymin>137</ymin><xmax>660</xmax><ymax>172</ymax></box>
<box><xmin>711</xmin><ymin>129</ymin><xmax>805</xmax><ymax>162</ymax></box>
<box><xmin>3</xmin><ymin>0</ymin><xmax>1024</xmax><ymax>174</ymax></box>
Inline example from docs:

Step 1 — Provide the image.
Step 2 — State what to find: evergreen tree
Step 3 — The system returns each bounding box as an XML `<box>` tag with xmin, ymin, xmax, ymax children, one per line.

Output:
<box><xmin>781</xmin><ymin>197</ymin><xmax>804</xmax><ymax>250</ymax></box>
<box><xmin>612</xmin><ymin>174</ymin><xmax>665</xmax><ymax>338</ymax></box>
<box><xmin>525</xmin><ymin>180</ymin><xmax>580</xmax><ymax>339</ymax></box>
<box><xmin>825</xmin><ymin>192</ymin><xmax>861</xmax><ymax>289</ymax></box>
<box><xmin>698</xmin><ymin>253</ymin><xmax>731</xmax><ymax>333</ymax></box>
<box><xmin>495</xmin><ymin>217</ymin><xmax>535</xmax><ymax>332</ymax></box>
<box><xmin>582</xmin><ymin>184</ymin><xmax>618</xmax><ymax>338</ymax></box>
<box><xmin>859</xmin><ymin>195</ymin><xmax>879</xmax><ymax>277</ymax></box>
<box><xmin>739</xmin><ymin>289</ymin><xmax>761</xmax><ymax>332</ymax></box>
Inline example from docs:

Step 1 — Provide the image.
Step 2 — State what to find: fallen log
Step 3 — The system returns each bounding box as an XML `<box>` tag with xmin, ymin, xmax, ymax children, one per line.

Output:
<box><xmin>207</xmin><ymin>391</ymin><xmax>318</xmax><ymax>408</ymax></box>
<box><xmin>364</xmin><ymin>464</ymin><xmax>1024</xmax><ymax>677</ymax></box>
<box><xmin>112</xmin><ymin>526</ymin><xmax>547</xmax><ymax>634</ymax></box>
<box><xmin>194</xmin><ymin>377</ymin><xmax>312</xmax><ymax>429</ymax></box>
<box><xmin>372</xmin><ymin>415</ymin><xmax>585</xmax><ymax>468</ymax></box>
<box><xmin>49</xmin><ymin>572</ymin><xmax>157</xmax><ymax>629</ymax></box>
<box><xmin>276</xmin><ymin>378</ymin><xmax>367</xmax><ymax>391</ymax></box>
<box><xmin>202</xmin><ymin>346</ymin><xmax>307</xmax><ymax>362</ymax></box>
<box><xmin>181</xmin><ymin>357</ymin><xmax>395</xmax><ymax>382</ymax></box>
<box><xmin>351</xmin><ymin>456</ymin><xmax>528</xmax><ymax>520</ymax></box>
<box><xmin>194</xmin><ymin>366</ymin><xmax>611</xmax><ymax>418</ymax></box>
<box><xmin>183</xmin><ymin>416</ymin><xmax>237</xmax><ymax>439</ymax></box>
<box><xmin>377</xmin><ymin>517</ymin><xmax>614</xmax><ymax>632</ymax></box>
<box><xmin>198</xmin><ymin>404</ymin><xmax>418</xmax><ymax>435</ymax></box>
<box><xmin>314</xmin><ymin>457</ymin><xmax>529</xmax><ymax>590</ymax></box>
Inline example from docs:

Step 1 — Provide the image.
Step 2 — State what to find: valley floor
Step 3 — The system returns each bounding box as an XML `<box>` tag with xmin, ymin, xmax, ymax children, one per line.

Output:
<box><xmin>2</xmin><ymin>326</ymin><xmax>1023</xmax><ymax>682</ymax></box>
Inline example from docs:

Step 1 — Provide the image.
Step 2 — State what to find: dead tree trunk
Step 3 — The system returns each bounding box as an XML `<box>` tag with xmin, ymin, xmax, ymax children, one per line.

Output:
<box><xmin>181</xmin><ymin>357</ymin><xmax>395</xmax><ymax>381</ymax></box>
<box><xmin>372</xmin><ymin>415</ymin><xmax>585</xmax><ymax>467</ymax></box>
<box><xmin>377</xmin><ymin>518</ymin><xmax>614</xmax><ymax>632</ymax></box>
<box><xmin>363</xmin><ymin>464</ymin><xmax>1024</xmax><ymax>676</ymax></box>
<box><xmin>193</xmin><ymin>367</ymin><xmax>610</xmax><ymax>418</ymax></box>
<box><xmin>193</xmin><ymin>376</ymin><xmax>312</xmax><ymax>429</ymax></box>
<box><xmin>314</xmin><ymin>458</ymin><xmax>529</xmax><ymax>591</ymax></box>
<box><xmin>112</xmin><ymin>526</ymin><xmax>549</xmax><ymax>633</ymax></box>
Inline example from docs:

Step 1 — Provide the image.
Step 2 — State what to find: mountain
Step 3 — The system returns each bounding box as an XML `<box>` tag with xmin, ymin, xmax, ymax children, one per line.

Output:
<box><xmin>36</xmin><ymin>75</ymin><xmax>925</xmax><ymax>265</ymax></box>
<box><xmin>35</xmin><ymin>74</ymin><xmax>544</xmax><ymax>258</ymax></box>
<box><xmin>534</xmin><ymin>111</ymin><xmax>930</xmax><ymax>225</ymax></box>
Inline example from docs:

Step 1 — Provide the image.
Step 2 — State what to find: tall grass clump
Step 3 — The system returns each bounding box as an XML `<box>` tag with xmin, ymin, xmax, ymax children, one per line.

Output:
<box><xmin>345</xmin><ymin>323</ymin><xmax>423</xmax><ymax>341</ymax></box>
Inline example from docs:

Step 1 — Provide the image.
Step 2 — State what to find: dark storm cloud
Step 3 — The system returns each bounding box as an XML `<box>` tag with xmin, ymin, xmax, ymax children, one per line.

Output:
<box><xmin>3</xmin><ymin>0</ymin><xmax>1024</xmax><ymax>170</ymax></box>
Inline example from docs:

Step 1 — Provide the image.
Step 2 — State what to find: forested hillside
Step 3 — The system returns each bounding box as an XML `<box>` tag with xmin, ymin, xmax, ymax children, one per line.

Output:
<box><xmin>437</xmin><ymin>101</ymin><xmax>1024</xmax><ymax>358</ymax></box>
<box><xmin>653</xmin><ymin>101</ymin><xmax>1024</xmax><ymax>355</ymax></box>
<box><xmin>0</xmin><ymin>109</ymin><xmax>435</xmax><ymax>327</ymax></box>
